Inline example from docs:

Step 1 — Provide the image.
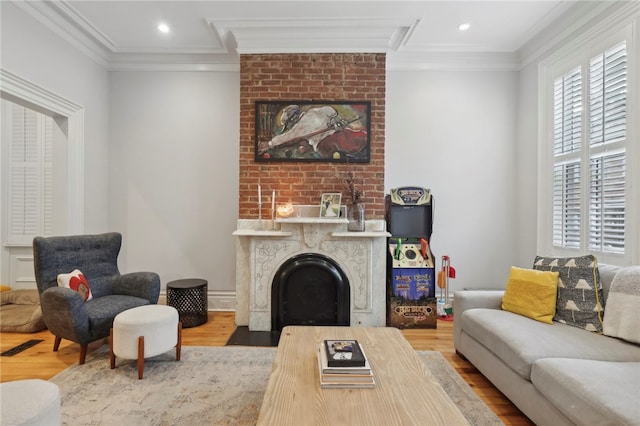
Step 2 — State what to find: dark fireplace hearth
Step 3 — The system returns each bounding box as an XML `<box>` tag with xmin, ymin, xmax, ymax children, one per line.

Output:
<box><xmin>271</xmin><ymin>253</ymin><xmax>350</xmax><ymax>332</ymax></box>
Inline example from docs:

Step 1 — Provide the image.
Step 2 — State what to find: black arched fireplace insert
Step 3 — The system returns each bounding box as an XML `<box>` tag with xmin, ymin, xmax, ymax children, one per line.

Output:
<box><xmin>271</xmin><ymin>253</ymin><xmax>350</xmax><ymax>332</ymax></box>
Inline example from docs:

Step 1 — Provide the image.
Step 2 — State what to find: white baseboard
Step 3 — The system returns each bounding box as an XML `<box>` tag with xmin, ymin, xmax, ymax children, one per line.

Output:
<box><xmin>159</xmin><ymin>290</ymin><xmax>236</xmax><ymax>311</ymax></box>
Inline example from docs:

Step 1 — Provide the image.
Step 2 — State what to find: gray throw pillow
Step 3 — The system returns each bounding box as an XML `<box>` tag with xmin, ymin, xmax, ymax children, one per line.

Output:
<box><xmin>533</xmin><ymin>255</ymin><xmax>604</xmax><ymax>332</ymax></box>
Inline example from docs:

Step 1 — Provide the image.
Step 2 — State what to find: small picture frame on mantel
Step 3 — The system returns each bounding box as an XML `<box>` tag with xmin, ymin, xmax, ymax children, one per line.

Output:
<box><xmin>319</xmin><ymin>193</ymin><xmax>342</xmax><ymax>218</ymax></box>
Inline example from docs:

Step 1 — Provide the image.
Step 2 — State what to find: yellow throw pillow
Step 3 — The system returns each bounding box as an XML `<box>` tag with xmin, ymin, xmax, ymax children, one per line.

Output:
<box><xmin>501</xmin><ymin>267</ymin><xmax>559</xmax><ymax>324</ymax></box>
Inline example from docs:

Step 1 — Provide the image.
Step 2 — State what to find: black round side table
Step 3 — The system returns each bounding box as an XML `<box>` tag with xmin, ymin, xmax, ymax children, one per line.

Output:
<box><xmin>166</xmin><ymin>278</ymin><xmax>208</xmax><ymax>328</ymax></box>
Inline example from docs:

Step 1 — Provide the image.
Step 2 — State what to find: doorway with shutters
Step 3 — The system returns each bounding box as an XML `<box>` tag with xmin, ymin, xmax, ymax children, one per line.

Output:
<box><xmin>0</xmin><ymin>70</ymin><xmax>84</xmax><ymax>289</ymax></box>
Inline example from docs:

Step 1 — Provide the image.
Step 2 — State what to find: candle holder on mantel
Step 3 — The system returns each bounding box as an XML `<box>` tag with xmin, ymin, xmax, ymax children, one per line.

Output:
<box><xmin>276</xmin><ymin>203</ymin><xmax>294</xmax><ymax>218</ymax></box>
<box><xmin>271</xmin><ymin>206</ymin><xmax>276</xmax><ymax>230</ymax></box>
<box><xmin>256</xmin><ymin>202</ymin><xmax>263</xmax><ymax>230</ymax></box>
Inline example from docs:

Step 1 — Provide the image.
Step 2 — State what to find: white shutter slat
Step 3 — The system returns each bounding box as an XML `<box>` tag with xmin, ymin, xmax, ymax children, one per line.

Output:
<box><xmin>43</xmin><ymin>118</ymin><xmax>54</xmax><ymax>235</ymax></box>
<box><xmin>552</xmin><ymin>161</ymin><xmax>581</xmax><ymax>248</ymax></box>
<box><xmin>553</xmin><ymin>68</ymin><xmax>583</xmax><ymax>156</ymax></box>
<box><xmin>590</xmin><ymin>41</ymin><xmax>627</xmax><ymax>147</ymax></box>
<box><xmin>552</xmin><ymin>165</ymin><xmax>563</xmax><ymax>246</ymax></box>
<box><xmin>9</xmin><ymin>167</ymin><xmax>39</xmax><ymax>237</ymax></box>
<box><xmin>587</xmin><ymin>41</ymin><xmax>627</xmax><ymax>254</ymax></box>
<box><xmin>564</xmin><ymin>161</ymin><xmax>581</xmax><ymax>248</ymax></box>
<box><xmin>589</xmin><ymin>152</ymin><xmax>625</xmax><ymax>253</ymax></box>
<box><xmin>5</xmin><ymin>102</ymin><xmax>56</xmax><ymax>243</ymax></box>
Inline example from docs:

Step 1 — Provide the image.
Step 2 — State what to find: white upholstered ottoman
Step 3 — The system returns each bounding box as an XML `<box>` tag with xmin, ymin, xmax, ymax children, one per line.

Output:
<box><xmin>0</xmin><ymin>379</ymin><xmax>60</xmax><ymax>425</ymax></box>
<box><xmin>109</xmin><ymin>304</ymin><xmax>182</xmax><ymax>379</ymax></box>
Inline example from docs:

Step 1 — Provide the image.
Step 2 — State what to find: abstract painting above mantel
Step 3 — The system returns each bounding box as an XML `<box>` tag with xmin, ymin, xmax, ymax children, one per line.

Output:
<box><xmin>255</xmin><ymin>100</ymin><xmax>371</xmax><ymax>162</ymax></box>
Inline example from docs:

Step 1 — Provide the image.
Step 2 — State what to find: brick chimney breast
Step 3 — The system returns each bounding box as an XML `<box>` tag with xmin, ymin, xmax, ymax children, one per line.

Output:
<box><xmin>239</xmin><ymin>53</ymin><xmax>386</xmax><ymax>219</ymax></box>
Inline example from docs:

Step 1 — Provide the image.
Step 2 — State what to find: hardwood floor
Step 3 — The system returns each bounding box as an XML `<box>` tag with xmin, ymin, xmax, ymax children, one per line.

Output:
<box><xmin>0</xmin><ymin>312</ymin><xmax>533</xmax><ymax>425</ymax></box>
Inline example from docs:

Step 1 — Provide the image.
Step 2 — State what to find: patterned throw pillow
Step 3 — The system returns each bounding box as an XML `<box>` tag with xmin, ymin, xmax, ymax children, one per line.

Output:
<box><xmin>533</xmin><ymin>255</ymin><xmax>604</xmax><ymax>332</ymax></box>
<box><xmin>57</xmin><ymin>269</ymin><xmax>93</xmax><ymax>302</ymax></box>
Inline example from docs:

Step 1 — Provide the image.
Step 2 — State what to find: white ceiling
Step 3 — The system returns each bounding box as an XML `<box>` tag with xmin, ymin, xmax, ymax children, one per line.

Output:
<box><xmin>15</xmin><ymin>0</ymin><xmax>598</xmax><ymax>70</ymax></box>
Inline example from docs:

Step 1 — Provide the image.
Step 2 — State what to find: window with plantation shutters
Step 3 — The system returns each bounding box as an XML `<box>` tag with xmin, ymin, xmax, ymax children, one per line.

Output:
<box><xmin>1</xmin><ymin>70</ymin><xmax>84</xmax><ymax>288</ymax></box>
<box><xmin>3</xmin><ymin>101</ymin><xmax>54</xmax><ymax>245</ymax></box>
<box><xmin>546</xmin><ymin>34</ymin><xmax>632</xmax><ymax>260</ymax></box>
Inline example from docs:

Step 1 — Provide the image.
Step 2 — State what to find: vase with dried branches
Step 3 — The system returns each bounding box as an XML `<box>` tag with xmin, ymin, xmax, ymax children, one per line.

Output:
<box><xmin>344</xmin><ymin>171</ymin><xmax>365</xmax><ymax>231</ymax></box>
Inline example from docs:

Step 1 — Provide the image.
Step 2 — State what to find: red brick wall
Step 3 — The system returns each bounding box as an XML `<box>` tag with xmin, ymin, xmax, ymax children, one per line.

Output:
<box><xmin>239</xmin><ymin>53</ymin><xmax>385</xmax><ymax>219</ymax></box>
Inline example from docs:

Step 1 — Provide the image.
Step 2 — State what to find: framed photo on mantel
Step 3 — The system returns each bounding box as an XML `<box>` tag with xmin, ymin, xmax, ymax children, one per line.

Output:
<box><xmin>319</xmin><ymin>193</ymin><xmax>342</xmax><ymax>218</ymax></box>
<box><xmin>255</xmin><ymin>100</ymin><xmax>371</xmax><ymax>163</ymax></box>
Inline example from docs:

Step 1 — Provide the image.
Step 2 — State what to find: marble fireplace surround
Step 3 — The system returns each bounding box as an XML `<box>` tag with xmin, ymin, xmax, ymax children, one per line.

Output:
<box><xmin>233</xmin><ymin>207</ymin><xmax>390</xmax><ymax>331</ymax></box>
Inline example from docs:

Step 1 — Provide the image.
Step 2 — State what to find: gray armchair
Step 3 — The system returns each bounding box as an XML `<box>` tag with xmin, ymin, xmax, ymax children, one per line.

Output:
<box><xmin>33</xmin><ymin>232</ymin><xmax>160</xmax><ymax>364</ymax></box>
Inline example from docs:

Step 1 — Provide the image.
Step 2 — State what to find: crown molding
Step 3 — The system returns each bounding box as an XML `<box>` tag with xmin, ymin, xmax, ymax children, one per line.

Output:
<box><xmin>15</xmin><ymin>0</ymin><xmax>633</xmax><ymax>73</ymax></box>
<box><xmin>111</xmin><ymin>18</ymin><xmax>231</xmax><ymax>56</ymax></box>
<box><xmin>12</xmin><ymin>0</ymin><xmax>234</xmax><ymax>71</ymax></box>
<box><xmin>46</xmin><ymin>0</ymin><xmax>117</xmax><ymax>51</ymax></box>
<box><xmin>109</xmin><ymin>60</ymin><xmax>240</xmax><ymax>72</ymax></box>
<box><xmin>387</xmin><ymin>51</ymin><xmax>519</xmax><ymax>72</ymax></box>
<box><xmin>10</xmin><ymin>0</ymin><xmax>111</xmax><ymax>68</ymax></box>
<box><xmin>210</xmin><ymin>17</ymin><xmax>419</xmax><ymax>54</ymax></box>
<box><xmin>518</xmin><ymin>0</ymin><xmax>638</xmax><ymax>70</ymax></box>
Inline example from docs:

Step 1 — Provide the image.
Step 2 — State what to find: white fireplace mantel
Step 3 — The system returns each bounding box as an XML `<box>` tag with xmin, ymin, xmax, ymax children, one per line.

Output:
<box><xmin>233</xmin><ymin>211</ymin><xmax>390</xmax><ymax>331</ymax></box>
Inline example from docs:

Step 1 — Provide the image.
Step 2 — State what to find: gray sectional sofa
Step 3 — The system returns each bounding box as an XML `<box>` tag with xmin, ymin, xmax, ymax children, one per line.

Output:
<box><xmin>454</xmin><ymin>263</ymin><xmax>640</xmax><ymax>425</ymax></box>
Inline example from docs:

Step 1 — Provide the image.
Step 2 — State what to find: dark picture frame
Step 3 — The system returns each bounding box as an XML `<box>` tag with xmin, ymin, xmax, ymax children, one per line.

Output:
<box><xmin>255</xmin><ymin>100</ymin><xmax>371</xmax><ymax>162</ymax></box>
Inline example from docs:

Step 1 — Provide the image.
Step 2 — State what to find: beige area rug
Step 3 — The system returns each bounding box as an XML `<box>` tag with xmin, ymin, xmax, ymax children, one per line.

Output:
<box><xmin>50</xmin><ymin>346</ymin><xmax>503</xmax><ymax>426</ymax></box>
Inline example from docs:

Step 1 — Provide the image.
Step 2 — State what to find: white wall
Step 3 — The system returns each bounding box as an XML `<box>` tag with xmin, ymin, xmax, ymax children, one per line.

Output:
<box><xmin>109</xmin><ymin>71</ymin><xmax>239</xmax><ymax>293</ymax></box>
<box><xmin>514</xmin><ymin>62</ymin><xmax>540</xmax><ymax>268</ymax></box>
<box><xmin>386</xmin><ymin>70</ymin><xmax>519</xmax><ymax>290</ymax></box>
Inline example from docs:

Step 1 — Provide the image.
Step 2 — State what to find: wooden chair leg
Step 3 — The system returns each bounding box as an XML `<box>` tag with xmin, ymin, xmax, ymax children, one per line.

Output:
<box><xmin>137</xmin><ymin>336</ymin><xmax>144</xmax><ymax>380</ymax></box>
<box><xmin>53</xmin><ymin>336</ymin><xmax>61</xmax><ymax>352</ymax></box>
<box><xmin>79</xmin><ymin>345</ymin><xmax>88</xmax><ymax>365</ymax></box>
<box><xmin>176</xmin><ymin>322</ymin><xmax>182</xmax><ymax>362</ymax></box>
<box><xmin>109</xmin><ymin>328</ymin><xmax>116</xmax><ymax>369</ymax></box>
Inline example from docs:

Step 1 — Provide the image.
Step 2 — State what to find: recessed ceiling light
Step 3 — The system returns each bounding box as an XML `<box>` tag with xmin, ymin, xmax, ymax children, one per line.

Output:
<box><xmin>458</xmin><ymin>23</ymin><xmax>471</xmax><ymax>31</ymax></box>
<box><xmin>158</xmin><ymin>23</ymin><xmax>170</xmax><ymax>34</ymax></box>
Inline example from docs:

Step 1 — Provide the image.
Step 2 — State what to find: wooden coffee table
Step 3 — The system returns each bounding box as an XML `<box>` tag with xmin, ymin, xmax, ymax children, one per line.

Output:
<box><xmin>257</xmin><ymin>326</ymin><xmax>468</xmax><ymax>425</ymax></box>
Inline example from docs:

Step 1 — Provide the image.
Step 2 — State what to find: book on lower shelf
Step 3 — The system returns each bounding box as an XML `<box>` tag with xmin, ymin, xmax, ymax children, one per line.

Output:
<box><xmin>317</xmin><ymin>342</ymin><xmax>375</xmax><ymax>389</ymax></box>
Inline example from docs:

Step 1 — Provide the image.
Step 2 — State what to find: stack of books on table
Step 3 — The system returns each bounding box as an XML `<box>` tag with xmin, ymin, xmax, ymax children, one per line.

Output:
<box><xmin>317</xmin><ymin>340</ymin><xmax>375</xmax><ymax>389</ymax></box>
